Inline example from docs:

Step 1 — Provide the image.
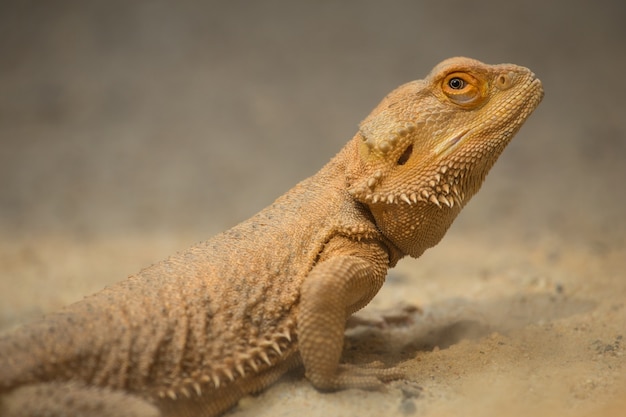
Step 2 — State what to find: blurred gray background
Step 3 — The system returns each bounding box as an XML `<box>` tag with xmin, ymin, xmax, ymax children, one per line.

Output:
<box><xmin>1</xmin><ymin>0</ymin><xmax>624</xmax><ymax>245</ymax></box>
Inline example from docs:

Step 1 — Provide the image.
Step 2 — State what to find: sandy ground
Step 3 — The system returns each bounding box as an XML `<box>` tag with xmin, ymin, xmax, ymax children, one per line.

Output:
<box><xmin>1</xmin><ymin>1</ymin><xmax>625</xmax><ymax>416</ymax></box>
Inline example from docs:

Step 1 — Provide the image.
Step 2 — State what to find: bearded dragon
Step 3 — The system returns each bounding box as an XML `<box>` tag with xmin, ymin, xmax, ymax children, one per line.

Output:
<box><xmin>0</xmin><ymin>57</ymin><xmax>543</xmax><ymax>417</ymax></box>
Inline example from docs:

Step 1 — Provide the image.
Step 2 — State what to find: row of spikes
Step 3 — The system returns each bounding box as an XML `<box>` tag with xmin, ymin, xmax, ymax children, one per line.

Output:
<box><xmin>157</xmin><ymin>324</ymin><xmax>295</xmax><ymax>400</ymax></box>
<box><xmin>352</xmin><ymin>164</ymin><xmax>467</xmax><ymax>208</ymax></box>
<box><xmin>361</xmin><ymin>186</ymin><xmax>464</xmax><ymax>208</ymax></box>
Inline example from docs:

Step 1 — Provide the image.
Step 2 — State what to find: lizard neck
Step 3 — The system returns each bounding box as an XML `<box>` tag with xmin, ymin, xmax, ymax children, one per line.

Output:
<box><xmin>369</xmin><ymin>201</ymin><xmax>463</xmax><ymax>258</ymax></box>
<box><xmin>343</xmin><ymin>138</ymin><xmax>460</xmax><ymax>258</ymax></box>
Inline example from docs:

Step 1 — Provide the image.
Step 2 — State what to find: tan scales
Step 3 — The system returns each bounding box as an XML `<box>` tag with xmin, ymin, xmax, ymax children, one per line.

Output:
<box><xmin>0</xmin><ymin>57</ymin><xmax>543</xmax><ymax>417</ymax></box>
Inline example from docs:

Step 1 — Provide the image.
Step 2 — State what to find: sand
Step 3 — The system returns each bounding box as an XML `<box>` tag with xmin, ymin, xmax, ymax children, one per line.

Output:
<box><xmin>1</xmin><ymin>1</ymin><xmax>625</xmax><ymax>416</ymax></box>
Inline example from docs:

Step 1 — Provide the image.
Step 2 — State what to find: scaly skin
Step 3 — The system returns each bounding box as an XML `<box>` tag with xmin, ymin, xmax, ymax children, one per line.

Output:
<box><xmin>0</xmin><ymin>57</ymin><xmax>543</xmax><ymax>417</ymax></box>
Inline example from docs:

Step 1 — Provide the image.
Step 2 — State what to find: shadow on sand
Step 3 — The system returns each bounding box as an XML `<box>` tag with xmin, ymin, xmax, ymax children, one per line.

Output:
<box><xmin>345</xmin><ymin>292</ymin><xmax>597</xmax><ymax>361</ymax></box>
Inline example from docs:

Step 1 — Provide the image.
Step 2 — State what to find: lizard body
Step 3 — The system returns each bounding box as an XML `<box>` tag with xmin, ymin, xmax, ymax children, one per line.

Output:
<box><xmin>0</xmin><ymin>57</ymin><xmax>543</xmax><ymax>417</ymax></box>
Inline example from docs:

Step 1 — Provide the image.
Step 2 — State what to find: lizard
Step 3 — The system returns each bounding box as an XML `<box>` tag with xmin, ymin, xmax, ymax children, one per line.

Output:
<box><xmin>0</xmin><ymin>57</ymin><xmax>543</xmax><ymax>417</ymax></box>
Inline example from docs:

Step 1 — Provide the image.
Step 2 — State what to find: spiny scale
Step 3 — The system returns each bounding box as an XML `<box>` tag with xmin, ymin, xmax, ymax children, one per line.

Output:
<box><xmin>360</xmin><ymin>122</ymin><xmax>417</xmax><ymax>155</ymax></box>
<box><xmin>157</xmin><ymin>325</ymin><xmax>297</xmax><ymax>402</ymax></box>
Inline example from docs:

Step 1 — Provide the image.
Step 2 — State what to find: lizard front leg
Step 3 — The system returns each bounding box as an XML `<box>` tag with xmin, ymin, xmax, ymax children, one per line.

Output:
<box><xmin>297</xmin><ymin>241</ymin><xmax>404</xmax><ymax>391</ymax></box>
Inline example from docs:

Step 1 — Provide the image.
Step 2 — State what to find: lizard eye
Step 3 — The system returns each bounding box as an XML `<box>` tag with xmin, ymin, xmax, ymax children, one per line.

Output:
<box><xmin>441</xmin><ymin>72</ymin><xmax>485</xmax><ymax>108</ymax></box>
<box><xmin>448</xmin><ymin>77</ymin><xmax>465</xmax><ymax>89</ymax></box>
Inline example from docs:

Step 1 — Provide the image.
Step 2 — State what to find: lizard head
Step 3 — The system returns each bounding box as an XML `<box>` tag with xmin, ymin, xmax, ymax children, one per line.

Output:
<box><xmin>347</xmin><ymin>57</ymin><xmax>544</xmax><ymax>257</ymax></box>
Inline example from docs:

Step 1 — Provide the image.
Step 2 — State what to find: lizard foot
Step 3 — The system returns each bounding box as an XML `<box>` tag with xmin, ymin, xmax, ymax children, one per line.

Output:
<box><xmin>307</xmin><ymin>363</ymin><xmax>406</xmax><ymax>392</ymax></box>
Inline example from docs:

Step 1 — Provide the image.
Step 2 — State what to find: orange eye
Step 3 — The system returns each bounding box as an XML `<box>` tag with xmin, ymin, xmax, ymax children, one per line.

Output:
<box><xmin>441</xmin><ymin>72</ymin><xmax>484</xmax><ymax>108</ymax></box>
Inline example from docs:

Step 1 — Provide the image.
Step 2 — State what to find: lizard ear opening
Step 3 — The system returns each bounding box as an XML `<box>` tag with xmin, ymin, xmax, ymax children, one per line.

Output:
<box><xmin>397</xmin><ymin>144</ymin><xmax>413</xmax><ymax>166</ymax></box>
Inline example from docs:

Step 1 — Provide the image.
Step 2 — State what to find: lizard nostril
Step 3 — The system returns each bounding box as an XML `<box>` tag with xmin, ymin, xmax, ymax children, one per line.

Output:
<box><xmin>496</xmin><ymin>72</ymin><xmax>515</xmax><ymax>90</ymax></box>
<box><xmin>397</xmin><ymin>145</ymin><xmax>413</xmax><ymax>166</ymax></box>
